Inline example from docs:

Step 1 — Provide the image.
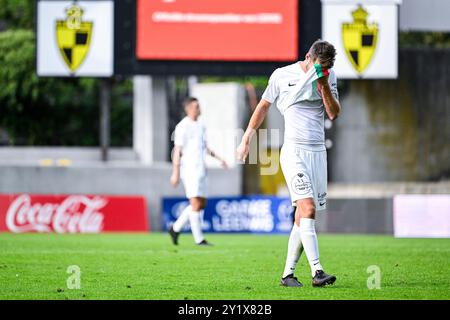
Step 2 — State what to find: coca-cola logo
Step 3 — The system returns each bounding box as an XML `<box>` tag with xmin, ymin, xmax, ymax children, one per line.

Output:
<box><xmin>6</xmin><ymin>194</ymin><xmax>107</xmax><ymax>233</ymax></box>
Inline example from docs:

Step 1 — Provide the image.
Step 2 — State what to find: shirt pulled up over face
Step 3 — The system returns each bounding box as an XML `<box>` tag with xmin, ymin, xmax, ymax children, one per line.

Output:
<box><xmin>261</xmin><ymin>62</ymin><xmax>339</xmax><ymax>147</ymax></box>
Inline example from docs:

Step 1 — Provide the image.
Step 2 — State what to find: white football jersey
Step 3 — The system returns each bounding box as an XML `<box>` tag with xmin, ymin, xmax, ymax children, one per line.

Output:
<box><xmin>262</xmin><ymin>62</ymin><xmax>339</xmax><ymax>146</ymax></box>
<box><xmin>174</xmin><ymin>116</ymin><xmax>207</xmax><ymax>177</ymax></box>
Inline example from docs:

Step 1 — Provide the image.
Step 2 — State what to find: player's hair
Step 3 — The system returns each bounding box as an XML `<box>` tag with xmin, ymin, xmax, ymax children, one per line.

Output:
<box><xmin>309</xmin><ymin>39</ymin><xmax>336</xmax><ymax>69</ymax></box>
<box><xmin>183</xmin><ymin>97</ymin><xmax>198</xmax><ymax>108</ymax></box>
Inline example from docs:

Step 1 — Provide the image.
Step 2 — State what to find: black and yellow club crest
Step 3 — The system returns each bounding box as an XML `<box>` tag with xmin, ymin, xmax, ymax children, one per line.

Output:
<box><xmin>56</xmin><ymin>3</ymin><xmax>92</xmax><ymax>72</ymax></box>
<box><xmin>342</xmin><ymin>5</ymin><xmax>378</xmax><ymax>74</ymax></box>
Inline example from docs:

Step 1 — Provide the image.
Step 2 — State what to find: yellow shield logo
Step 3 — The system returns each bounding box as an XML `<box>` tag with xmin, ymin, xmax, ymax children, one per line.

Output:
<box><xmin>342</xmin><ymin>5</ymin><xmax>378</xmax><ymax>74</ymax></box>
<box><xmin>56</xmin><ymin>4</ymin><xmax>92</xmax><ymax>72</ymax></box>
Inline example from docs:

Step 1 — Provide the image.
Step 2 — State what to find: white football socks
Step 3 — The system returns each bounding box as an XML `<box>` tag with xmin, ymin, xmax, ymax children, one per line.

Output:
<box><xmin>189</xmin><ymin>210</ymin><xmax>205</xmax><ymax>244</ymax></box>
<box><xmin>282</xmin><ymin>223</ymin><xmax>303</xmax><ymax>278</ymax></box>
<box><xmin>299</xmin><ymin>218</ymin><xmax>323</xmax><ymax>277</ymax></box>
<box><xmin>172</xmin><ymin>205</ymin><xmax>191</xmax><ymax>232</ymax></box>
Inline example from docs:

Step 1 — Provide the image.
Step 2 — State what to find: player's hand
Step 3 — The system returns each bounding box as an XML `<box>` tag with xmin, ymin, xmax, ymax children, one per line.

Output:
<box><xmin>236</xmin><ymin>140</ymin><xmax>250</xmax><ymax>163</ymax></box>
<box><xmin>221</xmin><ymin>160</ymin><xmax>228</xmax><ymax>169</ymax></box>
<box><xmin>314</xmin><ymin>62</ymin><xmax>330</xmax><ymax>83</ymax></box>
<box><xmin>170</xmin><ymin>173</ymin><xmax>180</xmax><ymax>187</ymax></box>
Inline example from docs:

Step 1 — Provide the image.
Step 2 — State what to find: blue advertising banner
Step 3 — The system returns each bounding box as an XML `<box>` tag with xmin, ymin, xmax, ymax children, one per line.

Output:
<box><xmin>162</xmin><ymin>196</ymin><xmax>294</xmax><ymax>234</ymax></box>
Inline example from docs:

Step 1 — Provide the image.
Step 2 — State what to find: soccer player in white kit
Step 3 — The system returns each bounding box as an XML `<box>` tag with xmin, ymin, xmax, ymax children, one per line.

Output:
<box><xmin>237</xmin><ymin>40</ymin><xmax>341</xmax><ymax>287</ymax></box>
<box><xmin>169</xmin><ymin>97</ymin><xmax>227</xmax><ymax>246</ymax></box>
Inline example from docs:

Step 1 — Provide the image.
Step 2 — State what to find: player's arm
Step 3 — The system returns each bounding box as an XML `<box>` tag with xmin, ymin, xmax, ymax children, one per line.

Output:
<box><xmin>318</xmin><ymin>75</ymin><xmax>341</xmax><ymax>121</ymax></box>
<box><xmin>236</xmin><ymin>99</ymin><xmax>271</xmax><ymax>162</ymax></box>
<box><xmin>237</xmin><ymin>69</ymin><xmax>279</xmax><ymax>162</ymax></box>
<box><xmin>170</xmin><ymin>145</ymin><xmax>182</xmax><ymax>187</ymax></box>
<box><xmin>206</xmin><ymin>148</ymin><xmax>228</xmax><ymax>169</ymax></box>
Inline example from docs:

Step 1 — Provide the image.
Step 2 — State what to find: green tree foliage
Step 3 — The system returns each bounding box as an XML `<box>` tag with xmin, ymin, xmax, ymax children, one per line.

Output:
<box><xmin>200</xmin><ymin>76</ymin><xmax>269</xmax><ymax>91</ymax></box>
<box><xmin>0</xmin><ymin>1</ymin><xmax>132</xmax><ymax>146</ymax></box>
<box><xmin>400</xmin><ymin>32</ymin><xmax>450</xmax><ymax>48</ymax></box>
<box><xmin>0</xmin><ymin>29</ymin><xmax>132</xmax><ymax>146</ymax></box>
<box><xmin>0</xmin><ymin>0</ymin><xmax>34</xmax><ymax>29</ymax></box>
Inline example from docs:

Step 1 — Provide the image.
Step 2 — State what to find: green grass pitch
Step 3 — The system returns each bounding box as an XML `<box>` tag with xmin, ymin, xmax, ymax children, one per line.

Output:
<box><xmin>0</xmin><ymin>233</ymin><xmax>449</xmax><ymax>300</ymax></box>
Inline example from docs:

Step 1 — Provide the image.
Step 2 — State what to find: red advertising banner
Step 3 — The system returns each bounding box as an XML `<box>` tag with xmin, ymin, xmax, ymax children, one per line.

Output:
<box><xmin>136</xmin><ymin>0</ymin><xmax>298</xmax><ymax>61</ymax></box>
<box><xmin>0</xmin><ymin>194</ymin><xmax>149</xmax><ymax>233</ymax></box>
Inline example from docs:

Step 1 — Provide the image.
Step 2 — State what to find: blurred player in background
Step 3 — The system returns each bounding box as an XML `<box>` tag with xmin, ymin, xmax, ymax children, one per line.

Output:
<box><xmin>169</xmin><ymin>97</ymin><xmax>227</xmax><ymax>246</ymax></box>
<box><xmin>237</xmin><ymin>40</ymin><xmax>341</xmax><ymax>287</ymax></box>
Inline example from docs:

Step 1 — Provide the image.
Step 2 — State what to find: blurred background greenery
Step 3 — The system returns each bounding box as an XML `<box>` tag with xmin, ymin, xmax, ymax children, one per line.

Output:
<box><xmin>0</xmin><ymin>0</ymin><xmax>132</xmax><ymax>146</ymax></box>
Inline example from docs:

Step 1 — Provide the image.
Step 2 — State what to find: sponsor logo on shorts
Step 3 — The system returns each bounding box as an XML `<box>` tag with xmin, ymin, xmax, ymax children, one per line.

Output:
<box><xmin>318</xmin><ymin>192</ymin><xmax>327</xmax><ymax>200</ymax></box>
<box><xmin>318</xmin><ymin>192</ymin><xmax>327</xmax><ymax>207</ymax></box>
<box><xmin>291</xmin><ymin>173</ymin><xmax>312</xmax><ymax>195</ymax></box>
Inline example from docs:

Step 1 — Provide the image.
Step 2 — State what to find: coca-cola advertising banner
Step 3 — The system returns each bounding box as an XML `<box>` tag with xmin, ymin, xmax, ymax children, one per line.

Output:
<box><xmin>0</xmin><ymin>194</ymin><xmax>149</xmax><ymax>233</ymax></box>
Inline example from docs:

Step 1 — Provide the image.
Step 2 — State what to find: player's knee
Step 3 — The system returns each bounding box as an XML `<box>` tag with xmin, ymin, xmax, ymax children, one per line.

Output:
<box><xmin>190</xmin><ymin>197</ymin><xmax>205</xmax><ymax>211</ymax></box>
<box><xmin>190</xmin><ymin>199</ymin><xmax>199</xmax><ymax>211</ymax></box>
<box><xmin>294</xmin><ymin>214</ymin><xmax>301</xmax><ymax>226</ymax></box>
<box><xmin>293</xmin><ymin>208</ymin><xmax>301</xmax><ymax>226</ymax></box>
<box><xmin>301</xmin><ymin>203</ymin><xmax>316</xmax><ymax>219</ymax></box>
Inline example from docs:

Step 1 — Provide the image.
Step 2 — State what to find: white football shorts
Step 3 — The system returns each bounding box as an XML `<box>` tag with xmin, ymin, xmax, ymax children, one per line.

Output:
<box><xmin>280</xmin><ymin>143</ymin><xmax>328</xmax><ymax>210</ymax></box>
<box><xmin>181</xmin><ymin>172</ymin><xmax>207</xmax><ymax>199</ymax></box>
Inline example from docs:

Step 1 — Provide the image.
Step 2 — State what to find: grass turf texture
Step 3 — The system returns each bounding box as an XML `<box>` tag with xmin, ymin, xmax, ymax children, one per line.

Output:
<box><xmin>0</xmin><ymin>233</ymin><xmax>449</xmax><ymax>300</ymax></box>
